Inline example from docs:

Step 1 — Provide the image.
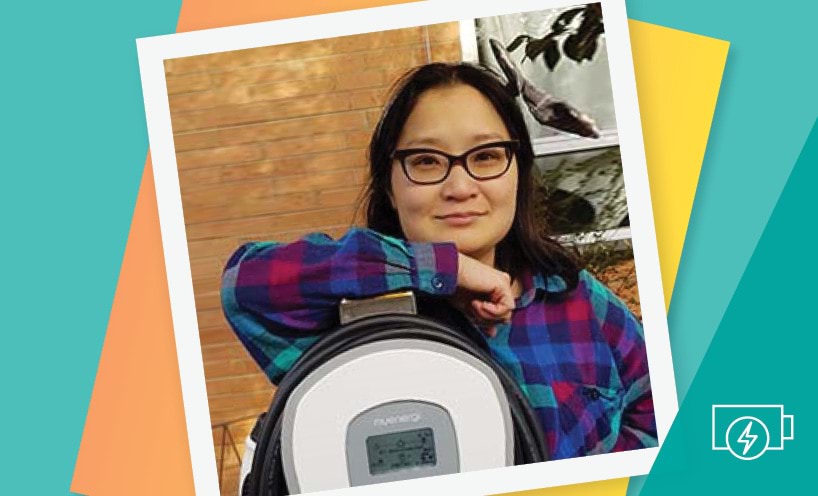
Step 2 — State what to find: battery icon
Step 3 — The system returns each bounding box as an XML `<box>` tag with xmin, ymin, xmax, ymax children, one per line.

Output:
<box><xmin>712</xmin><ymin>404</ymin><xmax>794</xmax><ymax>460</ymax></box>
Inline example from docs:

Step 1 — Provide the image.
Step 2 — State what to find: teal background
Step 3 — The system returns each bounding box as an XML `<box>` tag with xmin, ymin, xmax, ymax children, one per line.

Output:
<box><xmin>629</xmin><ymin>0</ymin><xmax>818</xmax><ymax>413</ymax></box>
<box><xmin>638</xmin><ymin>115</ymin><xmax>816</xmax><ymax>495</ymax></box>
<box><xmin>1</xmin><ymin>1</ymin><xmax>182</xmax><ymax>494</ymax></box>
<box><xmin>1</xmin><ymin>0</ymin><xmax>815</xmax><ymax>494</ymax></box>
<box><xmin>626</xmin><ymin>1</ymin><xmax>818</xmax><ymax>494</ymax></box>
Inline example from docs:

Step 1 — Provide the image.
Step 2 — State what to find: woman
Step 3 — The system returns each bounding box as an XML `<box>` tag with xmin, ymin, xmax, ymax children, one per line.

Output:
<box><xmin>221</xmin><ymin>63</ymin><xmax>657</xmax><ymax>460</ymax></box>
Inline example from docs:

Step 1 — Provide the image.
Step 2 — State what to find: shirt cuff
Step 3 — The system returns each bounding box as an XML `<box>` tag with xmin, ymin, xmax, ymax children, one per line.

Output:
<box><xmin>409</xmin><ymin>241</ymin><xmax>458</xmax><ymax>296</ymax></box>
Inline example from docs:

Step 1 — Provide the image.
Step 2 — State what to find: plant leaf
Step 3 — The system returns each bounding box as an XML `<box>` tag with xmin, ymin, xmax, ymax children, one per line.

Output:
<box><xmin>563</xmin><ymin>30</ymin><xmax>599</xmax><ymax>62</ymax></box>
<box><xmin>554</xmin><ymin>7</ymin><xmax>584</xmax><ymax>29</ymax></box>
<box><xmin>506</xmin><ymin>34</ymin><xmax>531</xmax><ymax>52</ymax></box>
<box><xmin>525</xmin><ymin>37</ymin><xmax>549</xmax><ymax>61</ymax></box>
<box><xmin>544</xmin><ymin>38</ymin><xmax>560</xmax><ymax>71</ymax></box>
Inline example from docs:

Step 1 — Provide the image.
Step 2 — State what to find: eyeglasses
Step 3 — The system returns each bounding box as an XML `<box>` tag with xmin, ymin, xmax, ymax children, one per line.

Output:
<box><xmin>392</xmin><ymin>140</ymin><xmax>519</xmax><ymax>185</ymax></box>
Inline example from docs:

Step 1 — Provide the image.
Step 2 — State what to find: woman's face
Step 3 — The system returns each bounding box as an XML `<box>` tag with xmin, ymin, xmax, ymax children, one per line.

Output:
<box><xmin>390</xmin><ymin>83</ymin><xmax>518</xmax><ymax>267</ymax></box>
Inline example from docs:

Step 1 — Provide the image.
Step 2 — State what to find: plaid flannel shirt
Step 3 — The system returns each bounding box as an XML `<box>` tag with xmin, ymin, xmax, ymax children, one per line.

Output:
<box><xmin>221</xmin><ymin>227</ymin><xmax>657</xmax><ymax>459</ymax></box>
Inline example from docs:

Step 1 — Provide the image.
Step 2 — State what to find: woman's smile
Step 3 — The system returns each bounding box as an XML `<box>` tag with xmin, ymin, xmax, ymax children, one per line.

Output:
<box><xmin>435</xmin><ymin>211</ymin><xmax>487</xmax><ymax>227</ymax></box>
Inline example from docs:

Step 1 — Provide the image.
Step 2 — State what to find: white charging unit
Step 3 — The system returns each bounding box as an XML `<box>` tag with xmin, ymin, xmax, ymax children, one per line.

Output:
<box><xmin>278</xmin><ymin>337</ymin><xmax>514</xmax><ymax>493</ymax></box>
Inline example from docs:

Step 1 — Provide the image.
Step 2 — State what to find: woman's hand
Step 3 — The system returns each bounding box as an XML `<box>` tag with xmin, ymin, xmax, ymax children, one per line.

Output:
<box><xmin>453</xmin><ymin>253</ymin><xmax>516</xmax><ymax>338</ymax></box>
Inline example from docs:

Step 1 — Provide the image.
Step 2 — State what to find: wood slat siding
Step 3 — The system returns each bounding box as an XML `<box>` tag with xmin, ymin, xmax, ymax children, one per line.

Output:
<box><xmin>165</xmin><ymin>22</ymin><xmax>462</xmax><ymax>494</ymax></box>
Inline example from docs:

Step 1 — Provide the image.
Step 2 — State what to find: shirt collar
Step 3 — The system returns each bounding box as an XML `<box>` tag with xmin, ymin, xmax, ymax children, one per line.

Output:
<box><xmin>515</xmin><ymin>268</ymin><xmax>568</xmax><ymax>309</ymax></box>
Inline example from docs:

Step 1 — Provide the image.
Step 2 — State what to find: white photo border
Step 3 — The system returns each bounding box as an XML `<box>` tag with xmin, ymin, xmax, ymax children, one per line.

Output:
<box><xmin>136</xmin><ymin>0</ymin><xmax>678</xmax><ymax>494</ymax></box>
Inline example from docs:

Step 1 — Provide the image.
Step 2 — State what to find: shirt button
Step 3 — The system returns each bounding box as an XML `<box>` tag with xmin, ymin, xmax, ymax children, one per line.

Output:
<box><xmin>431</xmin><ymin>277</ymin><xmax>444</xmax><ymax>290</ymax></box>
<box><xmin>585</xmin><ymin>389</ymin><xmax>600</xmax><ymax>400</ymax></box>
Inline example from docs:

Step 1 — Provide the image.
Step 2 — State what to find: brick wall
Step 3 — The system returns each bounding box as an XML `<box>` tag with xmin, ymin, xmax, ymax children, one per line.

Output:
<box><xmin>164</xmin><ymin>23</ymin><xmax>462</xmax><ymax>493</ymax></box>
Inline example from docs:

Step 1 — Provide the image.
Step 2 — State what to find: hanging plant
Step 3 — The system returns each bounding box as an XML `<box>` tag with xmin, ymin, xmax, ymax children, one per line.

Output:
<box><xmin>507</xmin><ymin>3</ymin><xmax>604</xmax><ymax>71</ymax></box>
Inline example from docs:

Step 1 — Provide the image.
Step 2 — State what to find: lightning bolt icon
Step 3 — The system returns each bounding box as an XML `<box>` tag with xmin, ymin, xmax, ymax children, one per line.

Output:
<box><xmin>737</xmin><ymin>421</ymin><xmax>758</xmax><ymax>455</ymax></box>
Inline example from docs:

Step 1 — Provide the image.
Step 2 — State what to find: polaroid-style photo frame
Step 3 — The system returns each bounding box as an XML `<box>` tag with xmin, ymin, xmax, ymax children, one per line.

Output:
<box><xmin>137</xmin><ymin>1</ymin><xmax>677</xmax><ymax>494</ymax></box>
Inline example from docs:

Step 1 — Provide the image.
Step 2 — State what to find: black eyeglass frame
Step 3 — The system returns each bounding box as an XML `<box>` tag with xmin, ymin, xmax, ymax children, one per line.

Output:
<box><xmin>391</xmin><ymin>139</ymin><xmax>520</xmax><ymax>185</ymax></box>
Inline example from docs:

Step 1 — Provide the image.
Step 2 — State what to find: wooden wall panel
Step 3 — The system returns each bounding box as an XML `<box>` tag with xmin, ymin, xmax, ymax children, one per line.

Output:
<box><xmin>166</xmin><ymin>22</ymin><xmax>463</xmax><ymax>494</ymax></box>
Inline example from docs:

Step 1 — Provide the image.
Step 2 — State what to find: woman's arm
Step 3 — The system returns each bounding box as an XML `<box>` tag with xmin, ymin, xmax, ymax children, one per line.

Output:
<box><xmin>220</xmin><ymin>227</ymin><xmax>458</xmax><ymax>383</ymax></box>
<box><xmin>582</xmin><ymin>271</ymin><xmax>658</xmax><ymax>451</ymax></box>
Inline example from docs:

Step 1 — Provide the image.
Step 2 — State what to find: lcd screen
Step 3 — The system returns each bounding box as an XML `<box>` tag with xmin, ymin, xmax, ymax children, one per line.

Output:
<box><xmin>366</xmin><ymin>427</ymin><xmax>437</xmax><ymax>475</ymax></box>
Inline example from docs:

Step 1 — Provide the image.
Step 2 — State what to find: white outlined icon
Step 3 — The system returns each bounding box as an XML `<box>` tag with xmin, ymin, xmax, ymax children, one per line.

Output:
<box><xmin>712</xmin><ymin>405</ymin><xmax>794</xmax><ymax>460</ymax></box>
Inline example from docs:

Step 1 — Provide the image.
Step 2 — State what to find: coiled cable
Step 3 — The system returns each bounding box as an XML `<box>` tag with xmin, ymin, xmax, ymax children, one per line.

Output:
<box><xmin>245</xmin><ymin>313</ymin><xmax>548</xmax><ymax>495</ymax></box>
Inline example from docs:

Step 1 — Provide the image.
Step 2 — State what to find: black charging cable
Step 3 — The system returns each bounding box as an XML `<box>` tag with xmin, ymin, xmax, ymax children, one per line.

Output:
<box><xmin>244</xmin><ymin>313</ymin><xmax>549</xmax><ymax>496</ymax></box>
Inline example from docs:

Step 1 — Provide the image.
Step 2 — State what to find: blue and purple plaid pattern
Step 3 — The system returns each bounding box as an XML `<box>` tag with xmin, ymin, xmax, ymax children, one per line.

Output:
<box><xmin>221</xmin><ymin>227</ymin><xmax>657</xmax><ymax>459</ymax></box>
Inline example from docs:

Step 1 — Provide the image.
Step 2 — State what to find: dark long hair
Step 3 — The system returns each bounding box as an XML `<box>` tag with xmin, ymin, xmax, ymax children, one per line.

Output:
<box><xmin>361</xmin><ymin>62</ymin><xmax>580</xmax><ymax>294</ymax></box>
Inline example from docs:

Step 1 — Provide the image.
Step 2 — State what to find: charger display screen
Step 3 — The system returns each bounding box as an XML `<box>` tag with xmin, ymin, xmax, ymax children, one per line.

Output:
<box><xmin>366</xmin><ymin>427</ymin><xmax>436</xmax><ymax>475</ymax></box>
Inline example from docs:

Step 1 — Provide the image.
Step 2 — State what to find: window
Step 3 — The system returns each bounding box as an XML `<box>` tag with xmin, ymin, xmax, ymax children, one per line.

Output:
<box><xmin>460</xmin><ymin>6</ymin><xmax>630</xmax><ymax>245</ymax></box>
